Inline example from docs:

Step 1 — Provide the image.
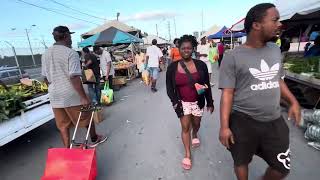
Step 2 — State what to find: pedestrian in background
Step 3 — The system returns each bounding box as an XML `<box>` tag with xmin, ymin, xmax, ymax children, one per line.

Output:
<box><xmin>217</xmin><ymin>39</ymin><xmax>225</xmax><ymax>67</ymax></box>
<box><xmin>170</xmin><ymin>38</ymin><xmax>182</xmax><ymax>63</ymax></box>
<box><xmin>82</xmin><ymin>47</ymin><xmax>101</xmax><ymax>105</ymax></box>
<box><xmin>93</xmin><ymin>46</ymin><xmax>115</xmax><ymax>90</ymax></box>
<box><xmin>197</xmin><ymin>37</ymin><xmax>214</xmax><ymax>86</ymax></box>
<box><xmin>166</xmin><ymin>35</ymin><xmax>214</xmax><ymax>170</ymax></box>
<box><xmin>146</xmin><ymin>39</ymin><xmax>163</xmax><ymax>92</ymax></box>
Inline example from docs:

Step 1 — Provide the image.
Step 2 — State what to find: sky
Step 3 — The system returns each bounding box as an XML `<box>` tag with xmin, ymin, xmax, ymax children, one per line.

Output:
<box><xmin>0</xmin><ymin>0</ymin><xmax>270</xmax><ymax>55</ymax></box>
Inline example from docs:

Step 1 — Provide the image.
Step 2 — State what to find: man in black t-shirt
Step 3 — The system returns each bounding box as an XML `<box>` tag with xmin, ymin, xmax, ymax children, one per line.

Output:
<box><xmin>83</xmin><ymin>47</ymin><xmax>101</xmax><ymax>105</ymax></box>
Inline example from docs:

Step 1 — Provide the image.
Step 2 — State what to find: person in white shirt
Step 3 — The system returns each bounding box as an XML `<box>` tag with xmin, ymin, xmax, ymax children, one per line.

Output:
<box><xmin>197</xmin><ymin>37</ymin><xmax>213</xmax><ymax>86</ymax></box>
<box><xmin>93</xmin><ymin>46</ymin><xmax>115</xmax><ymax>89</ymax></box>
<box><xmin>146</xmin><ymin>39</ymin><xmax>163</xmax><ymax>92</ymax></box>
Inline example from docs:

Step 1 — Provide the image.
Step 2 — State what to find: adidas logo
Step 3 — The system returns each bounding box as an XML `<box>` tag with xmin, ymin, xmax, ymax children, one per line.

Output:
<box><xmin>249</xmin><ymin>59</ymin><xmax>279</xmax><ymax>81</ymax></box>
<box><xmin>249</xmin><ymin>59</ymin><xmax>280</xmax><ymax>91</ymax></box>
<box><xmin>251</xmin><ymin>81</ymin><xmax>279</xmax><ymax>91</ymax></box>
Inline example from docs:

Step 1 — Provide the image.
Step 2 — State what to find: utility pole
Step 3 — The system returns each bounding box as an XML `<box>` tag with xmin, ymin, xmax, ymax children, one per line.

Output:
<box><xmin>4</xmin><ymin>41</ymin><xmax>22</xmax><ymax>77</ymax></box>
<box><xmin>117</xmin><ymin>12</ymin><xmax>120</xmax><ymax>21</ymax></box>
<box><xmin>40</xmin><ymin>36</ymin><xmax>48</xmax><ymax>49</ymax></box>
<box><xmin>168</xmin><ymin>21</ymin><xmax>171</xmax><ymax>41</ymax></box>
<box><xmin>156</xmin><ymin>24</ymin><xmax>159</xmax><ymax>37</ymax></box>
<box><xmin>201</xmin><ymin>9</ymin><xmax>204</xmax><ymax>33</ymax></box>
<box><xmin>25</xmin><ymin>28</ymin><xmax>36</xmax><ymax>66</ymax></box>
<box><xmin>174</xmin><ymin>18</ymin><xmax>177</xmax><ymax>38</ymax></box>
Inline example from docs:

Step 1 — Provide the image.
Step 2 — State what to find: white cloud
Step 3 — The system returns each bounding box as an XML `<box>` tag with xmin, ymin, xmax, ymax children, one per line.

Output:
<box><xmin>67</xmin><ymin>23</ymin><xmax>91</xmax><ymax>30</ymax></box>
<box><xmin>122</xmin><ymin>10</ymin><xmax>179</xmax><ymax>22</ymax></box>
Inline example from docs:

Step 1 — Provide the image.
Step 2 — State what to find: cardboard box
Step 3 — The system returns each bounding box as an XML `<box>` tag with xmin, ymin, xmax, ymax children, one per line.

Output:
<box><xmin>113</xmin><ymin>76</ymin><xmax>127</xmax><ymax>85</ymax></box>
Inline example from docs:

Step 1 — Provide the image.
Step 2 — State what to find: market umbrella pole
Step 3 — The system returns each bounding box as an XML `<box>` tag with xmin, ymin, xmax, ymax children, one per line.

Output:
<box><xmin>231</xmin><ymin>32</ymin><xmax>233</xmax><ymax>49</ymax></box>
<box><xmin>297</xmin><ymin>28</ymin><xmax>302</xmax><ymax>52</ymax></box>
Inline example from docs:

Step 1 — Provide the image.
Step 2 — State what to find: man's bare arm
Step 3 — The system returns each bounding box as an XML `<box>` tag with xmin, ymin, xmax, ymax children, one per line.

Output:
<box><xmin>70</xmin><ymin>76</ymin><xmax>88</xmax><ymax>100</ymax></box>
<box><xmin>220</xmin><ymin>88</ymin><xmax>234</xmax><ymax>129</ymax></box>
<box><xmin>219</xmin><ymin>88</ymin><xmax>235</xmax><ymax>149</ymax></box>
<box><xmin>279</xmin><ymin>80</ymin><xmax>301</xmax><ymax>125</ymax></box>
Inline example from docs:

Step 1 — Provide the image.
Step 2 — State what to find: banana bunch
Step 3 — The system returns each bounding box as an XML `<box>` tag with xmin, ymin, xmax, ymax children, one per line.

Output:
<box><xmin>32</xmin><ymin>80</ymin><xmax>48</xmax><ymax>93</ymax></box>
<box><xmin>0</xmin><ymin>80</ymin><xmax>48</xmax><ymax>98</ymax></box>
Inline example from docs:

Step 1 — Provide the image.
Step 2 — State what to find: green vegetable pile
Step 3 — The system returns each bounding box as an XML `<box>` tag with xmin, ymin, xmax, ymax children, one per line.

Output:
<box><xmin>0</xmin><ymin>81</ymin><xmax>48</xmax><ymax>122</ymax></box>
<box><xmin>284</xmin><ymin>56</ymin><xmax>320</xmax><ymax>78</ymax></box>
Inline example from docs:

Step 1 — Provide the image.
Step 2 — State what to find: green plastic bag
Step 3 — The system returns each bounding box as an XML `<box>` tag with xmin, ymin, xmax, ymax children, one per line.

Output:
<box><xmin>100</xmin><ymin>82</ymin><xmax>114</xmax><ymax>105</ymax></box>
<box><xmin>208</xmin><ymin>47</ymin><xmax>219</xmax><ymax>64</ymax></box>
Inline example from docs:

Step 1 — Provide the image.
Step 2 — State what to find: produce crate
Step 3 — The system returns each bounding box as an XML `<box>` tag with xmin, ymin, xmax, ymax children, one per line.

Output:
<box><xmin>113</xmin><ymin>76</ymin><xmax>127</xmax><ymax>86</ymax></box>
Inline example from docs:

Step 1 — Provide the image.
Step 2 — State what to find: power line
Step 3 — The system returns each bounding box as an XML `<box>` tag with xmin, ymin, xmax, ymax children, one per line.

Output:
<box><xmin>46</xmin><ymin>0</ymin><xmax>106</xmax><ymax>21</ymax></box>
<box><xmin>16</xmin><ymin>0</ymin><xmax>100</xmax><ymax>25</ymax></box>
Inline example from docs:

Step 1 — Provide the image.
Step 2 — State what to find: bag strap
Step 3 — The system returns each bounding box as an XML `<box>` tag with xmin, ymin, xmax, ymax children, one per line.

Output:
<box><xmin>179</xmin><ymin>61</ymin><xmax>196</xmax><ymax>87</ymax></box>
<box><xmin>104</xmin><ymin>81</ymin><xmax>109</xmax><ymax>90</ymax></box>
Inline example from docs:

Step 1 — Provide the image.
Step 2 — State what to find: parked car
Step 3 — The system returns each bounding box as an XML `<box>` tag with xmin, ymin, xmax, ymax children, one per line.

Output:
<box><xmin>0</xmin><ymin>67</ymin><xmax>29</xmax><ymax>85</ymax></box>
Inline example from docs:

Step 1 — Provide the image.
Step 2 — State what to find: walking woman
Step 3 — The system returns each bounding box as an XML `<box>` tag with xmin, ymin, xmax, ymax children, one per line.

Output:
<box><xmin>166</xmin><ymin>35</ymin><xmax>214</xmax><ymax>170</ymax></box>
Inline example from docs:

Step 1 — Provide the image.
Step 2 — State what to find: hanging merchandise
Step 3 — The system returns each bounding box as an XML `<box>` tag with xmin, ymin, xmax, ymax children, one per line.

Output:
<box><xmin>301</xmin><ymin>109</ymin><xmax>315</xmax><ymax>128</ymax></box>
<box><xmin>305</xmin><ymin>125</ymin><xmax>320</xmax><ymax>142</ymax></box>
<box><xmin>312</xmin><ymin>110</ymin><xmax>320</xmax><ymax>125</ymax></box>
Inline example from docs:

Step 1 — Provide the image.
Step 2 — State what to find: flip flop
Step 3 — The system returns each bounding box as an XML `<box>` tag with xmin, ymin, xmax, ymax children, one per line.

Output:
<box><xmin>182</xmin><ymin>158</ymin><xmax>192</xmax><ymax>170</ymax></box>
<box><xmin>192</xmin><ymin>138</ymin><xmax>200</xmax><ymax>148</ymax></box>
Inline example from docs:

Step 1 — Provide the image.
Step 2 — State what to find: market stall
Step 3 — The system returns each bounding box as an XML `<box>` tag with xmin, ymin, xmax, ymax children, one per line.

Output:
<box><xmin>207</xmin><ymin>26</ymin><xmax>246</xmax><ymax>48</ymax></box>
<box><xmin>113</xmin><ymin>60</ymin><xmax>137</xmax><ymax>81</ymax></box>
<box><xmin>78</xmin><ymin>27</ymin><xmax>143</xmax><ymax>47</ymax></box>
<box><xmin>79</xmin><ymin>27</ymin><xmax>143</xmax><ymax>87</ymax></box>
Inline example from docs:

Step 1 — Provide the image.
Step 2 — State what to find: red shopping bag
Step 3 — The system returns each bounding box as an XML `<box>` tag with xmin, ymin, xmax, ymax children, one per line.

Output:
<box><xmin>41</xmin><ymin>148</ymin><xmax>97</xmax><ymax>180</ymax></box>
<box><xmin>42</xmin><ymin>108</ymin><xmax>98</xmax><ymax>180</ymax></box>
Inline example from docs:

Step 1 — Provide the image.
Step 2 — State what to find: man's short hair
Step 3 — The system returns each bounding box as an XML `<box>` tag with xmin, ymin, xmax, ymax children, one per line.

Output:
<box><xmin>173</xmin><ymin>38</ymin><xmax>180</xmax><ymax>44</ymax></box>
<box><xmin>82</xmin><ymin>47</ymin><xmax>90</xmax><ymax>53</ymax></box>
<box><xmin>93</xmin><ymin>46</ymin><xmax>100</xmax><ymax>52</ymax></box>
<box><xmin>52</xmin><ymin>26</ymin><xmax>74</xmax><ymax>41</ymax></box>
<box><xmin>244</xmin><ymin>3</ymin><xmax>276</xmax><ymax>34</ymax></box>
<box><xmin>152</xmin><ymin>39</ymin><xmax>157</xmax><ymax>45</ymax></box>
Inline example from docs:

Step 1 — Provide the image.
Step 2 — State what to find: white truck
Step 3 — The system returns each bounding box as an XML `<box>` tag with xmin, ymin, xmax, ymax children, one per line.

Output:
<box><xmin>0</xmin><ymin>94</ymin><xmax>54</xmax><ymax>146</ymax></box>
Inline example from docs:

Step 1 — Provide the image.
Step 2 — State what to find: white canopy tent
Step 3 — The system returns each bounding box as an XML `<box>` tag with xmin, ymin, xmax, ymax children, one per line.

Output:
<box><xmin>228</xmin><ymin>1</ymin><xmax>320</xmax><ymax>31</ymax></box>
<box><xmin>142</xmin><ymin>35</ymin><xmax>170</xmax><ymax>45</ymax></box>
<box><xmin>198</xmin><ymin>25</ymin><xmax>221</xmax><ymax>41</ymax></box>
<box><xmin>274</xmin><ymin>0</ymin><xmax>320</xmax><ymax>21</ymax></box>
<box><xmin>229</xmin><ymin>19</ymin><xmax>245</xmax><ymax>32</ymax></box>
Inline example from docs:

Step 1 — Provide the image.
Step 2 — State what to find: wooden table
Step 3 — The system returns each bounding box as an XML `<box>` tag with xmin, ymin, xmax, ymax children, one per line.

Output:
<box><xmin>114</xmin><ymin>64</ymin><xmax>137</xmax><ymax>80</ymax></box>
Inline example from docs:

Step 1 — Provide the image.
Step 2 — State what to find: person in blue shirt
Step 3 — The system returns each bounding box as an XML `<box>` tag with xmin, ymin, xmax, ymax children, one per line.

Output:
<box><xmin>305</xmin><ymin>36</ymin><xmax>320</xmax><ymax>57</ymax></box>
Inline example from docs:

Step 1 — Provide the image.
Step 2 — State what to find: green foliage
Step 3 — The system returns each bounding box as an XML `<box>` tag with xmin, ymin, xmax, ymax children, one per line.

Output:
<box><xmin>0</xmin><ymin>80</ymin><xmax>48</xmax><ymax>122</ymax></box>
<box><xmin>284</xmin><ymin>56</ymin><xmax>320</xmax><ymax>78</ymax></box>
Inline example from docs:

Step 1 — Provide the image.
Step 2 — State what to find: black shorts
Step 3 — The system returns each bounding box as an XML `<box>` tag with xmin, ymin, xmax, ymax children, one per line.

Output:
<box><xmin>229</xmin><ymin>110</ymin><xmax>290</xmax><ymax>174</ymax></box>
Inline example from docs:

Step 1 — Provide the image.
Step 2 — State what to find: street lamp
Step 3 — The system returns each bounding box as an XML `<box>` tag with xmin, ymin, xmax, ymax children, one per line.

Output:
<box><xmin>25</xmin><ymin>25</ymin><xmax>37</xmax><ymax>67</ymax></box>
<box><xmin>11</xmin><ymin>25</ymin><xmax>37</xmax><ymax>67</ymax></box>
<box><xmin>3</xmin><ymin>41</ymin><xmax>22</xmax><ymax>77</ymax></box>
